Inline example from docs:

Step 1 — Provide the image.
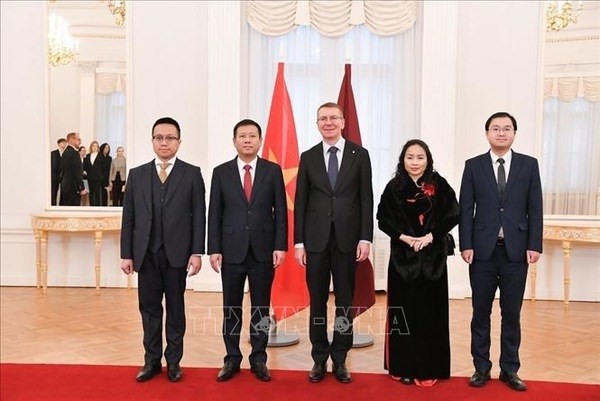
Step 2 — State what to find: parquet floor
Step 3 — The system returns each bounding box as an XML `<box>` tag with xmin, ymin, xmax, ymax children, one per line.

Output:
<box><xmin>1</xmin><ymin>287</ymin><xmax>598</xmax><ymax>384</ymax></box>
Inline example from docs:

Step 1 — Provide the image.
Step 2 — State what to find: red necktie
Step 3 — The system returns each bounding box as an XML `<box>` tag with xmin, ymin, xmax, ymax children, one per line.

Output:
<box><xmin>243</xmin><ymin>165</ymin><xmax>252</xmax><ymax>201</ymax></box>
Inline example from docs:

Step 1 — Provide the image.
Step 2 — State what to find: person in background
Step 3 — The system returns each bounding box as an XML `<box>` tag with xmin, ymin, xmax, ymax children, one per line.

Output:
<box><xmin>99</xmin><ymin>143</ymin><xmax>112</xmax><ymax>206</ymax></box>
<box><xmin>59</xmin><ymin>132</ymin><xmax>87</xmax><ymax>206</ymax></box>
<box><xmin>110</xmin><ymin>146</ymin><xmax>127</xmax><ymax>206</ymax></box>
<box><xmin>78</xmin><ymin>146</ymin><xmax>89</xmax><ymax>206</ymax></box>
<box><xmin>78</xmin><ymin>146</ymin><xmax>87</xmax><ymax>164</ymax></box>
<box><xmin>377</xmin><ymin>139</ymin><xmax>459</xmax><ymax>387</ymax></box>
<box><xmin>51</xmin><ymin>138</ymin><xmax>67</xmax><ymax>206</ymax></box>
<box><xmin>120</xmin><ymin>117</ymin><xmax>206</xmax><ymax>383</ymax></box>
<box><xmin>84</xmin><ymin>141</ymin><xmax>103</xmax><ymax>206</ymax></box>
<box><xmin>459</xmin><ymin>111</ymin><xmax>543</xmax><ymax>392</ymax></box>
<box><xmin>294</xmin><ymin>102</ymin><xmax>373</xmax><ymax>384</ymax></box>
<box><xmin>208</xmin><ymin>119</ymin><xmax>287</xmax><ymax>383</ymax></box>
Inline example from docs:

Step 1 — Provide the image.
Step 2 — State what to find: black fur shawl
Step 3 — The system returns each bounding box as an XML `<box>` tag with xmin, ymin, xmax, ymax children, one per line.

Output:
<box><xmin>376</xmin><ymin>171</ymin><xmax>460</xmax><ymax>281</ymax></box>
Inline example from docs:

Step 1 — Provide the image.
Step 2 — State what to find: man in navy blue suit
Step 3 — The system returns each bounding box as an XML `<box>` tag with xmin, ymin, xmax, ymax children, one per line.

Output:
<box><xmin>208</xmin><ymin>119</ymin><xmax>287</xmax><ymax>383</ymax></box>
<box><xmin>459</xmin><ymin>112</ymin><xmax>543</xmax><ymax>392</ymax></box>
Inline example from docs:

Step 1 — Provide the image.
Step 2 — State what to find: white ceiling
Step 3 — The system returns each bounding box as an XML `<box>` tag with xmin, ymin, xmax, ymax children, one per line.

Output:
<box><xmin>48</xmin><ymin>1</ymin><xmax>126</xmax><ymax>66</ymax></box>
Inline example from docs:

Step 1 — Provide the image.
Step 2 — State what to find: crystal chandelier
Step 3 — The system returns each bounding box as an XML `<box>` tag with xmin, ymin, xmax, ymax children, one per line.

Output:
<box><xmin>546</xmin><ymin>0</ymin><xmax>583</xmax><ymax>32</ymax></box>
<box><xmin>48</xmin><ymin>13</ymin><xmax>78</xmax><ymax>67</ymax></box>
<box><xmin>103</xmin><ymin>0</ymin><xmax>126</xmax><ymax>26</ymax></box>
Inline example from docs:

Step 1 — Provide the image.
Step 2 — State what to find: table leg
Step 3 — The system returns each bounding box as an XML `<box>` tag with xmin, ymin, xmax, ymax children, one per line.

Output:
<box><xmin>34</xmin><ymin>229</ymin><xmax>41</xmax><ymax>289</ymax></box>
<box><xmin>529</xmin><ymin>262</ymin><xmax>537</xmax><ymax>301</ymax></box>
<box><xmin>40</xmin><ymin>231</ymin><xmax>48</xmax><ymax>295</ymax></box>
<box><xmin>562</xmin><ymin>241</ymin><xmax>572</xmax><ymax>310</ymax></box>
<box><xmin>94</xmin><ymin>231</ymin><xmax>103</xmax><ymax>295</ymax></box>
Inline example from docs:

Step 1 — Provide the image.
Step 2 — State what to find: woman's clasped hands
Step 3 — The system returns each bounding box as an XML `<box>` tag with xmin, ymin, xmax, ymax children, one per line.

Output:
<box><xmin>399</xmin><ymin>233</ymin><xmax>433</xmax><ymax>252</ymax></box>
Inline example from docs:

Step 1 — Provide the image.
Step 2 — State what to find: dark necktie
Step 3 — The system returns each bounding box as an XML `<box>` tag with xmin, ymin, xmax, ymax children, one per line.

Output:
<box><xmin>327</xmin><ymin>146</ymin><xmax>339</xmax><ymax>188</ymax></box>
<box><xmin>497</xmin><ymin>158</ymin><xmax>506</xmax><ymax>196</ymax></box>
<box><xmin>243</xmin><ymin>164</ymin><xmax>252</xmax><ymax>201</ymax></box>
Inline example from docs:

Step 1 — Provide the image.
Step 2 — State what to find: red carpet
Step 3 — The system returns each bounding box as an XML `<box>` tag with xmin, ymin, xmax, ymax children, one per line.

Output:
<box><xmin>1</xmin><ymin>363</ymin><xmax>598</xmax><ymax>401</ymax></box>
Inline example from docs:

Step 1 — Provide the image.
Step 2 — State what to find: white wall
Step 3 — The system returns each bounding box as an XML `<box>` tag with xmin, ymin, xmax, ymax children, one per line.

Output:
<box><xmin>1</xmin><ymin>1</ymin><xmax>598</xmax><ymax>301</ymax></box>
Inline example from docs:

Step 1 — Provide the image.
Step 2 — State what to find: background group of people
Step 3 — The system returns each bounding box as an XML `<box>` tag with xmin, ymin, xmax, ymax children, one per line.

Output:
<box><xmin>51</xmin><ymin>134</ymin><xmax>127</xmax><ymax>206</ymax></box>
<box><xmin>118</xmin><ymin>107</ymin><xmax>542</xmax><ymax>393</ymax></box>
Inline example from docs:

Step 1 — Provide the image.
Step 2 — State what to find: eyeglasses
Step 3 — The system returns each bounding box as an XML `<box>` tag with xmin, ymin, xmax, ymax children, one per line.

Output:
<box><xmin>152</xmin><ymin>135</ymin><xmax>180</xmax><ymax>143</ymax></box>
<box><xmin>488</xmin><ymin>126</ymin><xmax>515</xmax><ymax>134</ymax></box>
<box><xmin>317</xmin><ymin>115</ymin><xmax>343</xmax><ymax>123</ymax></box>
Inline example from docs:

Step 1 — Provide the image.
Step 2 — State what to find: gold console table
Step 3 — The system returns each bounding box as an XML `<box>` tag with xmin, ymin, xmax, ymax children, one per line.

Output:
<box><xmin>31</xmin><ymin>212</ymin><xmax>123</xmax><ymax>295</ymax></box>
<box><xmin>529</xmin><ymin>218</ymin><xmax>600</xmax><ymax>309</ymax></box>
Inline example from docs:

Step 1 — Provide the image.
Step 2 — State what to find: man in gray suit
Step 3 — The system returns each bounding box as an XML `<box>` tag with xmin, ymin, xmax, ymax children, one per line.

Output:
<box><xmin>459</xmin><ymin>111</ymin><xmax>543</xmax><ymax>392</ymax></box>
<box><xmin>120</xmin><ymin>117</ymin><xmax>206</xmax><ymax>383</ymax></box>
<box><xmin>294</xmin><ymin>102</ymin><xmax>373</xmax><ymax>384</ymax></box>
<box><xmin>208</xmin><ymin>119</ymin><xmax>287</xmax><ymax>382</ymax></box>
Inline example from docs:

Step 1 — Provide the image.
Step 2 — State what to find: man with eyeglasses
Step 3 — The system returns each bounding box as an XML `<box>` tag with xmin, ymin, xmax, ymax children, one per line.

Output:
<box><xmin>120</xmin><ymin>117</ymin><xmax>206</xmax><ymax>383</ymax></box>
<box><xmin>294</xmin><ymin>102</ymin><xmax>373</xmax><ymax>384</ymax></box>
<box><xmin>459</xmin><ymin>111</ymin><xmax>543</xmax><ymax>392</ymax></box>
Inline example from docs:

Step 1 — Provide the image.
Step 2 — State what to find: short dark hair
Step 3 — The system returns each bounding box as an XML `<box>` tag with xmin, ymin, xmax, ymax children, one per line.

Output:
<box><xmin>233</xmin><ymin>119</ymin><xmax>262</xmax><ymax>138</ymax></box>
<box><xmin>317</xmin><ymin>102</ymin><xmax>344</xmax><ymax>119</ymax></box>
<box><xmin>152</xmin><ymin>117</ymin><xmax>181</xmax><ymax>138</ymax></box>
<box><xmin>485</xmin><ymin>112</ymin><xmax>517</xmax><ymax>132</ymax></box>
<box><xmin>57</xmin><ymin>138</ymin><xmax>67</xmax><ymax>145</ymax></box>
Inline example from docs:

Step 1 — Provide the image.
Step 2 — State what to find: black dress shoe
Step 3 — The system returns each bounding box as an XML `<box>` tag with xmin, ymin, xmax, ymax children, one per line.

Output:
<box><xmin>135</xmin><ymin>363</ymin><xmax>161</xmax><ymax>382</ymax></box>
<box><xmin>499</xmin><ymin>371</ymin><xmax>527</xmax><ymax>391</ymax></box>
<box><xmin>167</xmin><ymin>364</ymin><xmax>182</xmax><ymax>382</ymax></box>
<box><xmin>469</xmin><ymin>370</ymin><xmax>491</xmax><ymax>387</ymax></box>
<box><xmin>400</xmin><ymin>377</ymin><xmax>414</xmax><ymax>385</ymax></box>
<box><xmin>216</xmin><ymin>361</ymin><xmax>240</xmax><ymax>382</ymax></box>
<box><xmin>308</xmin><ymin>362</ymin><xmax>326</xmax><ymax>383</ymax></box>
<box><xmin>250</xmin><ymin>362</ymin><xmax>271</xmax><ymax>382</ymax></box>
<box><xmin>332</xmin><ymin>363</ymin><xmax>352</xmax><ymax>383</ymax></box>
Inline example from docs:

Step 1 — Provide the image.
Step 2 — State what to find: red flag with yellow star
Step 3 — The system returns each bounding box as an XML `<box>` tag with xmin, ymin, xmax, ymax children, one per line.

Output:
<box><xmin>338</xmin><ymin>63</ymin><xmax>376</xmax><ymax>318</ymax></box>
<box><xmin>263</xmin><ymin>62</ymin><xmax>309</xmax><ymax>321</ymax></box>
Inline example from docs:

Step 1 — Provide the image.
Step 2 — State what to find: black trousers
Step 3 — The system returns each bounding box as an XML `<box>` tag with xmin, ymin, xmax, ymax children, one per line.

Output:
<box><xmin>51</xmin><ymin>180</ymin><xmax>59</xmax><ymax>206</ymax></box>
<box><xmin>112</xmin><ymin>175</ymin><xmax>125</xmax><ymax>206</ymax></box>
<box><xmin>469</xmin><ymin>242</ymin><xmax>528</xmax><ymax>374</ymax></box>
<box><xmin>59</xmin><ymin>190</ymin><xmax>80</xmax><ymax>206</ymax></box>
<box><xmin>220</xmin><ymin>246</ymin><xmax>274</xmax><ymax>366</ymax></box>
<box><xmin>306</xmin><ymin>227</ymin><xmax>356</xmax><ymax>364</ymax></box>
<box><xmin>88</xmin><ymin>179</ymin><xmax>103</xmax><ymax>206</ymax></box>
<box><xmin>138</xmin><ymin>246</ymin><xmax>188</xmax><ymax>366</ymax></box>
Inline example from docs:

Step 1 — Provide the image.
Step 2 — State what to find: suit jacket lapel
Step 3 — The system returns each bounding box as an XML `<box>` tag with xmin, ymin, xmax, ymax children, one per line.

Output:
<box><xmin>163</xmin><ymin>159</ymin><xmax>185</xmax><ymax>205</ymax></box>
<box><xmin>504</xmin><ymin>150</ymin><xmax>520</xmax><ymax>198</ymax></box>
<box><xmin>335</xmin><ymin>142</ymin><xmax>358</xmax><ymax>191</ymax></box>
<box><xmin>227</xmin><ymin>158</ymin><xmax>247</xmax><ymax>204</ymax></box>
<box><xmin>480</xmin><ymin>153</ymin><xmax>502</xmax><ymax>202</ymax></box>
<box><xmin>141</xmin><ymin>161</ymin><xmax>153</xmax><ymax>214</ymax></box>
<box><xmin>311</xmin><ymin>144</ymin><xmax>332</xmax><ymax>192</ymax></box>
<box><xmin>250</xmin><ymin>158</ymin><xmax>268</xmax><ymax>205</ymax></box>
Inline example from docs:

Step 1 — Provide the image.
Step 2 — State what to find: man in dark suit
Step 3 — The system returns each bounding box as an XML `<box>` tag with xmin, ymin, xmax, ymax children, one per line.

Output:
<box><xmin>50</xmin><ymin>138</ymin><xmax>67</xmax><ymax>206</ymax></box>
<box><xmin>59</xmin><ymin>132</ymin><xmax>87</xmax><ymax>206</ymax></box>
<box><xmin>120</xmin><ymin>117</ymin><xmax>206</xmax><ymax>383</ymax></box>
<box><xmin>208</xmin><ymin>119</ymin><xmax>287</xmax><ymax>383</ymax></box>
<box><xmin>459</xmin><ymin>111</ymin><xmax>543</xmax><ymax>392</ymax></box>
<box><xmin>294</xmin><ymin>102</ymin><xmax>373</xmax><ymax>384</ymax></box>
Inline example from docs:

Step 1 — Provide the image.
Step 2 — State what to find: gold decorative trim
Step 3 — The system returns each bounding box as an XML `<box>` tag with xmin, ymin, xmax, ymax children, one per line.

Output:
<box><xmin>31</xmin><ymin>215</ymin><xmax>121</xmax><ymax>232</ymax></box>
<box><xmin>544</xmin><ymin>226</ymin><xmax>600</xmax><ymax>243</ymax></box>
<box><xmin>546</xmin><ymin>35</ymin><xmax>600</xmax><ymax>43</ymax></box>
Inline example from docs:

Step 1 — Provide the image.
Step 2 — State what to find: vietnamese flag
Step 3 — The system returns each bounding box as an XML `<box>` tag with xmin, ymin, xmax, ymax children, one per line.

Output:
<box><xmin>263</xmin><ymin>63</ymin><xmax>309</xmax><ymax>322</ymax></box>
<box><xmin>337</xmin><ymin>63</ymin><xmax>376</xmax><ymax>318</ymax></box>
